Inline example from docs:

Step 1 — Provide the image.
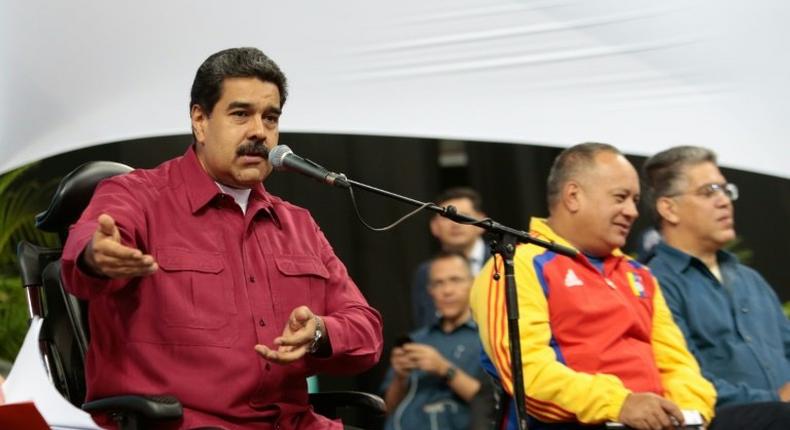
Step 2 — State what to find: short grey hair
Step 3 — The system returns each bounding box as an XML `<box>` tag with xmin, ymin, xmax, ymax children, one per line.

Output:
<box><xmin>642</xmin><ymin>145</ymin><xmax>717</xmax><ymax>224</ymax></box>
<box><xmin>546</xmin><ymin>142</ymin><xmax>622</xmax><ymax>210</ymax></box>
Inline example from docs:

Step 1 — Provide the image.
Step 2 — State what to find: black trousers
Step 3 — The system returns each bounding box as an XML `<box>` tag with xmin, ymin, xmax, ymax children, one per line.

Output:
<box><xmin>709</xmin><ymin>401</ymin><xmax>790</xmax><ymax>430</ymax></box>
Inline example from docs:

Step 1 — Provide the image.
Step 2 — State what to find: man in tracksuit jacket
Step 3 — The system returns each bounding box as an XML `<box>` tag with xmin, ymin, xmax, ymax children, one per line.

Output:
<box><xmin>470</xmin><ymin>143</ymin><xmax>716</xmax><ymax>430</ymax></box>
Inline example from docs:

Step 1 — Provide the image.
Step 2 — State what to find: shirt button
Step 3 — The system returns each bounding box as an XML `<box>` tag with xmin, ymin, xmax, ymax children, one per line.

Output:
<box><xmin>259</xmin><ymin>319</ymin><xmax>266</xmax><ymax>327</ymax></box>
<box><xmin>745</xmin><ymin>335</ymin><xmax>752</xmax><ymax>342</ymax></box>
<box><xmin>741</xmin><ymin>307</ymin><xmax>749</xmax><ymax>313</ymax></box>
<box><xmin>249</xmin><ymin>275</ymin><xmax>256</xmax><ymax>283</ymax></box>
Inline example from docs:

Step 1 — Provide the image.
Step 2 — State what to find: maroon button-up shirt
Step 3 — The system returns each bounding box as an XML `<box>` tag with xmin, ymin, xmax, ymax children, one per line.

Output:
<box><xmin>61</xmin><ymin>146</ymin><xmax>383</xmax><ymax>429</ymax></box>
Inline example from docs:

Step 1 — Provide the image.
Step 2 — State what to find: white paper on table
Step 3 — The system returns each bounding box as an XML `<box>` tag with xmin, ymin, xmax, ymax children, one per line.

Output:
<box><xmin>2</xmin><ymin>317</ymin><xmax>101</xmax><ymax>429</ymax></box>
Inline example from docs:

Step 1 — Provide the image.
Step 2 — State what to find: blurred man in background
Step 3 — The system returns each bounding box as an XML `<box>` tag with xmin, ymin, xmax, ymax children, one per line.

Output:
<box><xmin>411</xmin><ymin>188</ymin><xmax>489</xmax><ymax>328</ymax></box>
<box><xmin>384</xmin><ymin>251</ymin><xmax>483</xmax><ymax>430</ymax></box>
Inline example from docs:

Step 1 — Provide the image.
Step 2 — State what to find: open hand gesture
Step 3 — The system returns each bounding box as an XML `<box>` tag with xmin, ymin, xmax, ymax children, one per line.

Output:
<box><xmin>255</xmin><ymin>306</ymin><xmax>323</xmax><ymax>364</ymax></box>
<box><xmin>83</xmin><ymin>214</ymin><xmax>157</xmax><ymax>278</ymax></box>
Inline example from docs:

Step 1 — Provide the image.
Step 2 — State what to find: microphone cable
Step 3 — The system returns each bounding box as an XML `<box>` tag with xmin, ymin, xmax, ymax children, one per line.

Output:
<box><xmin>346</xmin><ymin>184</ymin><xmax>433</xmax><ymax>232</ymax></box>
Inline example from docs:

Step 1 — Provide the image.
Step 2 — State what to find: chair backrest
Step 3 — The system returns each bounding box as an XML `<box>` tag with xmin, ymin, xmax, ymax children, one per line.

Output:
<box><xmin>18</xmin><ymin>160</ymin><xmax>134</xmax><ymax>406</ymax></box>
<box><xmin>35</xmin><ymin>161</ymin><xmax>134</xmax><ymax>240</ymax></box>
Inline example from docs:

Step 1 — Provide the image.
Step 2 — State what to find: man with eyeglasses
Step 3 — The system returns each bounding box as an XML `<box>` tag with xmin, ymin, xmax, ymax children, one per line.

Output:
<box><xmin>382</xmin><ymin>251</ymin><xmax>483</xmax><ymax>430</ymax></box>
<box><xmin>644</xmin><ymin>145</ymin><xmax>790</xmax><ymax>429</ymax></box>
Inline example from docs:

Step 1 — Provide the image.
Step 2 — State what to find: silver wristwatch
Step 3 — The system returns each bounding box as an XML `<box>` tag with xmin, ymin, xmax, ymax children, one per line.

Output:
<box><xmin>308</xmin><ymin>316</ymin><xmax>324</xmax><ymax>354</ymax></box>
<box><xmin>443</xmin><ymin>365</ymin><xmax>458</xmax><ymax>383</ymax></box>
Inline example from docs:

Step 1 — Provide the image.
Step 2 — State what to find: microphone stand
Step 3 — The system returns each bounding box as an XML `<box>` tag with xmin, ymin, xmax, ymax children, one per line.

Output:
<box><xmin>343</xmin><ymin>178</ymin><xmax>577</xmax><ymax>430</ymax></box>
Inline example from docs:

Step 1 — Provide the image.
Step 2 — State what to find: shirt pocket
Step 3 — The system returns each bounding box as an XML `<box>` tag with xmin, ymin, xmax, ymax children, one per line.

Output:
<box><xmin>155</xmin><ymin>247</ymin><xmax>236</xmax><ymax>331</ymax></box>
<box><xmin>271</xmin><ymin>255</ymin><xmax>329</xmax><ymax>320</ymax></box>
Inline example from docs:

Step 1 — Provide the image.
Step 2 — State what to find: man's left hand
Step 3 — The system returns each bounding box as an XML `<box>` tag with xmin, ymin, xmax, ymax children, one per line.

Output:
<box><xmin>255</xmin><ymin>306</ymin><xmax>321</xmax><ymax>364</ymax></box>
<box><xmin>402</xmin><ymin>343</ymin><xmax>451</xmax><ymax>376</ymax></box>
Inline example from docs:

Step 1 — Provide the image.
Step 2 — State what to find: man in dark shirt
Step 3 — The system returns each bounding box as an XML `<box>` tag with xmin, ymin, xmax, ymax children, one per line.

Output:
<box><xmin>644</xmin><ymin>145</ymin><xmax>790</xmax><ymax>429</ymax></box>
<box><xmin>384</xmin><ymin>251</ymin><xmax>483</xmax><ymax>430</ymax></box>
<box><xmin>61</xmin><ymin>47</ymin><xmax>383</xmax><ymax>429</ymax></box>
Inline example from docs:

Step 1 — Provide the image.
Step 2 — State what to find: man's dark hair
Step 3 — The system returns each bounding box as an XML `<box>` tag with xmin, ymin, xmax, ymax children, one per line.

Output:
<box><xmin>642</xmin><ymin>145</ymin><xmax>717</xmax><ymax>225</ymax></box>
<box><xmin>190</xmin><ymin>47</ymin><xmax>288</xmax><ymax>116</ymax></box>
<box><xmin>546</xmin><ymin>142</ymin><xmax>621</xmax><ymax>210</ymax></box>
<box><xmin>435</xmin><ymin>187</ymin><xmax>484</xmax><ymax>213</ymax></box>
<box><xmin>429</xmin><ymin>250</ymin><xmax>472</xmax><ymax>277</ymax></box>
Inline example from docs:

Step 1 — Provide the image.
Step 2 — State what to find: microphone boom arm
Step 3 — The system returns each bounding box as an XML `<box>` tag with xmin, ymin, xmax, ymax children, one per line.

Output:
<box><xmin>344</xmin><ymin>178</ymin><xmax>576</xmax><ymax>257</ymax></box>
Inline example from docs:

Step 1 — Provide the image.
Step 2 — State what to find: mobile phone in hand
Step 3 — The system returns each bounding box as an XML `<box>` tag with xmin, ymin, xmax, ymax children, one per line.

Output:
<box><xmin>394</xmin><ymin>335</ymin><xmax>413</xmax><ymax>348</ymax></box>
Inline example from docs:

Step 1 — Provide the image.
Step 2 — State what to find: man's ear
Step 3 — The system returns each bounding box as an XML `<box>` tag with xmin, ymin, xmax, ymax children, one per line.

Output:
<box><xmin>191</xmin><ymin>104</ymin><xmax>208</xmax><ymax>145</ymax></box>
<box><xmin>563</xmin><ymin>181</ymin><xmax>582</xmax><ymax>213</ymax></box>
<box><xmin>656</xmin><ymin>196</ymin><xmax>680</xmax><ymax>226</ymax></box>
<box><xmin>429</xmin><ymin>216</ymin><xmax>441</xmax><ymax>239</ymax></box>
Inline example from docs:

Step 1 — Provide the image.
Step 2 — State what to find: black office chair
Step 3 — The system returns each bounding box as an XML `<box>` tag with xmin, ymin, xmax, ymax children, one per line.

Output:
<box><xmin>18</xmin><ymin>160</ymin><xmax>385</xmax><ymax>430</ymax></box>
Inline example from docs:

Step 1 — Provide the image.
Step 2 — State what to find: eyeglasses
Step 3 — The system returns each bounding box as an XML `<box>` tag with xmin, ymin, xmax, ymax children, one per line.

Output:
<box><xmin>670</xmin><ymin>182</ymin><xmax>739</xmax><ymax>202</ymax></box>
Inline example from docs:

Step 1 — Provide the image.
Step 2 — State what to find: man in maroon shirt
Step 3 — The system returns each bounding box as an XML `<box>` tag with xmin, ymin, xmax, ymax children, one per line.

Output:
<box><xmin>60</xmin><ymin>47</ymin><xmax>384</xmax><ymax>429</ymax></box>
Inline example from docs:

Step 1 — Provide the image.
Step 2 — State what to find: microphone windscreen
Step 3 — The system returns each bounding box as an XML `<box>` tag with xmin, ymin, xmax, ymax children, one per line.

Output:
<box><xmin>268</xmin><ymin>145</ymin><xmax>293</xmax><ymax>169</ymax></box>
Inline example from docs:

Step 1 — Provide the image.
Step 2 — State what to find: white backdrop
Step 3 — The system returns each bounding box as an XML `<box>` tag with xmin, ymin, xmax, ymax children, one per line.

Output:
<box><xmin>2</xmin><ymin>0</ymin><xmax>789</xmax><ymax>177</ymax></box>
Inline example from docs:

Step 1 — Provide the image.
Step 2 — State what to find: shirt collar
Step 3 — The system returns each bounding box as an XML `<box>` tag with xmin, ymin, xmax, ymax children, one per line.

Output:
<box><xmin>653</xmin><ymin>241</ymin><xmax>694</xmax><ymax>272</ymax></box>
<box><xmin>429</xmin><ymin>315</ymin><xmax>478</xmax><ymax>333</ymax></box>
<box><xmin>468</xmin><ymin>237</ymin><xmax>486</xmax><ymax>264</ymax></box>
<box><xmin>179</xmin><ymin>145</ymin><xmax>272</xmax><ymax>215</ymax></box>
<box><xmin>654</xmin><ymin>240</ymin><xmax>738</xmax><ymax>272</ymax></box>
<box><xmin>216</xmin><ymin>182</ymin><xmax>251</xmax><ymax>213</ymax></box>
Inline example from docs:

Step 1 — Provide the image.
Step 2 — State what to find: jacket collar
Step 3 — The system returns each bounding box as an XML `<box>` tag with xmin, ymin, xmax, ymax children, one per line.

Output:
<box><xmin>528</xmin><ymin>217</ymin><xmax>625</xmax><ymax>259</ymax></box>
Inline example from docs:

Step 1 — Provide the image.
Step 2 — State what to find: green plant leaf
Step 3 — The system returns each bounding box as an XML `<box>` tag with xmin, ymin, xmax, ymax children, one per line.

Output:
<box><xmin>0</xmin><ymin>276</ymin><xmax>28</xmax><ymax>360</ymax></box>
<box><xmin>0</xmin><ymin>163</ymin><xmax>61</xmax><ymax>360</ymax></box>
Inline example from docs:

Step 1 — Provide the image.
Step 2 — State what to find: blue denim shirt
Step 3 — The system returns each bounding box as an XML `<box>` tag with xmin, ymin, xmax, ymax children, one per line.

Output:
<box><xmin>381</xmin><ymin>318</ymin><xmax>483</xmax><ymax>430</ymax></box>
<box><xmin>649</xmin><ymin>241</ymin><xmax>790</xmax><ymax>407</ymax></box>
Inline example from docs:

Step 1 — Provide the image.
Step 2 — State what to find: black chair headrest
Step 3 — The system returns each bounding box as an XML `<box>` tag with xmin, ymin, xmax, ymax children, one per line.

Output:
<box><xmin>35</xmin><ymin>161</ymin><xmax>134</xmax><ymax>234</ymax></box>
<box><xmin>16</xmin><ymin>241</ymin><xmax>62</xmax><ymax>288</ymax></box>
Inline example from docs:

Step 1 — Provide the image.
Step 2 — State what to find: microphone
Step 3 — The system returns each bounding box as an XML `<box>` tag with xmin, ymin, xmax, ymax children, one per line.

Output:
<box><xmin>267</xmin><ymin>145</ymin><xmax>350</xmax><ymax>188</ymax></box>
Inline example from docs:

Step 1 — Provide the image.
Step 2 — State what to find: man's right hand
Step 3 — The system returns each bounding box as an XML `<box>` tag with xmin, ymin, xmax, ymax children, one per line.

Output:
<box><xmin>618</xmin><ymin>393</ymin><xmax>684</xmax><ymax>430</ymax></box>
<box><xmin>82</xmin><ymin>214</ymin><xmax>158</xmax><ymax>279</ymax></box>
<box><xmin>778</xmin><ymin>382</ymin><xmax>790</xmax><ymax>401</ymax></box>
<box><xmin>390</xmin><ymin>346</ymin><xmax>415</xmax><ymax>379</ymax></box>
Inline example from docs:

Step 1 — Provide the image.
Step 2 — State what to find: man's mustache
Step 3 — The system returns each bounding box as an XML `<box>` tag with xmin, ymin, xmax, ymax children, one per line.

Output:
<box><xmin>236</xmin><ymin>141</ymin><xmax>269</xmax><ymax>158</ymax></box>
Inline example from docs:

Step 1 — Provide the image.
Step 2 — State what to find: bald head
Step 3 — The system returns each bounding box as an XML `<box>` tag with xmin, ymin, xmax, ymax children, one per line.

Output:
<box><xmin>546</xmin><ymin>143</ymin><xmax>640</xmax><ymax>256</ymax></box>
<box><xmin>546</xmin><ymin>142</ymin><xmax>623</xmax><ymax>213</ymax></box>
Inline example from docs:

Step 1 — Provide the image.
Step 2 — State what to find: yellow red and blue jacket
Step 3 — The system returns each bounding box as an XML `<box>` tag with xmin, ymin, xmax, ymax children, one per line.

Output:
<box><xmin>470</xmin><ymin>218</ymin><xmax>715</xmax><ymax>428</ymax></box>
